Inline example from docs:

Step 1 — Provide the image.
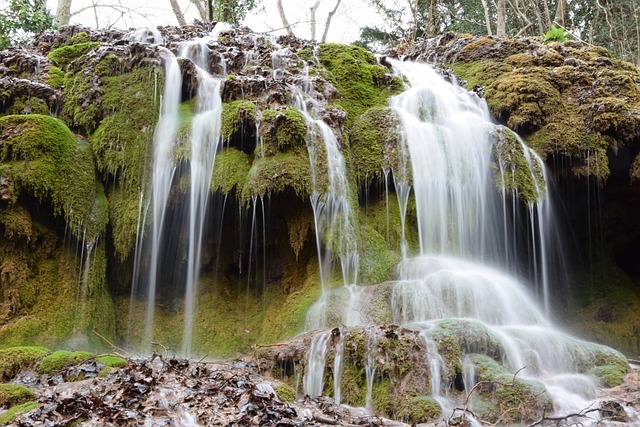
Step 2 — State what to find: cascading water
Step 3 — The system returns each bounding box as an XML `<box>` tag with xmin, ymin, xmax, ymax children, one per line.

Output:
<box><xmin>384</xmin><ymin>58</ymin><xmax>618</xmax><ymax>418</ymax></box>
<box><xmin>142</xmin><ymin>49</ymin><xmax>181</xmax><ymax>350</ymax></box>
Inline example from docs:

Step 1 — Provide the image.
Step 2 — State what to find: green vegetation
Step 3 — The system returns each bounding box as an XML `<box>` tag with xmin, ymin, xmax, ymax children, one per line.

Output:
<box><xmin>221</xmin><ymin>100</ymin><xmax>257</xmax><ymax>141</ymax></box>
<box><xmin>38</xmin><ymin>350</ymin><xmax>93</xmax><ymax>374</ymax></box>
<box><xmin>400</xmin><ymin>396</ymin><xmax>441</xmax><ymax>423</ymax></box>
<box><xmin>0</xmin><ymin>346</ymin><xmax>49</xmax><ymax>381</ymax></box>
<box><xmin>48</xmin><ymin>42</ymin><xmax>101</xmax><ymax>69</ymax></box>
<box><xmin>0</xmin><ymin>384</ymin><xmax>35</xmax><ymax>407</ymax></box>
<box><xmin>544</xmin><ymin>25</ymin><xmax>571</xmax><ymax>43</ymax></box>
<box><xmin>0</xmin><ymin>401</ymin><xmax>37</xmax><ymax>424</ymax></box>
<box><xmin>0</xmin><ymin>0</ymin><xmax>54</xmax><ymax>49</ymax></box>
<box><xmin>242</xmin><ymin>148</ymin><xmax>311</xmax><ymax>200</ymax></box>
<box><xmin>211</xmin><ymin>148</ymin><xmax>251</xmax><ymax>196</ymax></box>
<box><xmin>275</xmin><ymin>384</ymin><xmax>296</xmax><ymax>402</ymax></box>
<box><xmin>0</xmin><ymin>114</ymin><xmax>103</xmax><ymax>240</ymax></box>
<box><xmin>260</xmin><ymin>108</ymin><xmax>307</xmax><ymax>154</ymax></box>
<box><xmin>95</xmin><ymin>354</ymin><xmax>128</xmax><ymax>368</ymax></box>
<box><xmin>317</xmin><ymin>44</ymin><xmax>403</xmax><ymax>127</ymax></box>
<box><xmin>589</xmin><ymin>365</ymin><xmax>626</xmax><ymax>387</ymax></box>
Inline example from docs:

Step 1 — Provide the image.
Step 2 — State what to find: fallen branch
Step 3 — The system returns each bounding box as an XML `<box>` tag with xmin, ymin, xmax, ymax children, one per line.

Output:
<box><xmin>92</xmin><ymin>328</ymin><xmax>131</xmax><ymax>357</ymax></box>
<box><xmin>526</xmin><ymin>404</ymin><xmax>600</xmax><ymax>427</ymax></box>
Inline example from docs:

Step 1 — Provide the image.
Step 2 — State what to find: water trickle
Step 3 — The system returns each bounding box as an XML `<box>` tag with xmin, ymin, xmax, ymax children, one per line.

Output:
<box><xmin>303</xmin><ymin>331</ymin><xmax>331</xmax><ymax>398</ymax></box>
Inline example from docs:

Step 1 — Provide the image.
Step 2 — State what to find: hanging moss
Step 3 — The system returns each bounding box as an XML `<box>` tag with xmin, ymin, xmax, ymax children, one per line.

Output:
<box><xmin>221</xmin><ymin>100</ymin><xmax>257</xmax><ymax>141</ymax></box>
<box><xmin>349</xmin><ymin>107</ymin><xmax>401</xmax><ymax>183</ymax></box>
<box><xmin>47</xmin><ymin>42</ymin><xmax>101</xmax><ymax>69</ymax></box>
<box><xmin>0</xmin><ymin>114</ymin><xmax>101</xmax><ymax>239</ymax></box>
<box><xmin>46</xmin><ymin>66</ymin><xmax>65</xmax><ymax>89</ymax></box>
<box><xmin>242</xmin><ymin>148</ymin><xmax>311</xmax><ymax>201</ymax></box>
<box><xmin>492</xmin><ymin>125</ymin><xmax>546</xmax><ymax>204</ymax></box>
<box><xmin>2</xmin><ymin>97</ymin><xmax>49</xmax><ymax>116</ymax></box>
<box><xmin>259</xmin><ymin>108</ymin><xmax>307</xmax><ymax>154</ymax></box>
<box><xmin>211</xmin><ymin>148</ymin><xmax>251</xmax><ymax>196</ymax></box>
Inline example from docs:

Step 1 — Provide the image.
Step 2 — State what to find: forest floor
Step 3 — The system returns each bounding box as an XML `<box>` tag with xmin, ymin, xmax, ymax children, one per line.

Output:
<box><xmin>3</xmin><ymin>354</ymin><xmax>640</xmax><ymax>426</ymax></box>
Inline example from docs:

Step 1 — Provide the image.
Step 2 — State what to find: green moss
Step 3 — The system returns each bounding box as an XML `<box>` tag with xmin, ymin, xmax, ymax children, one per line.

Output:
<box><xmin>470</xmin><ymin>354</ymin><xmax>552</xmax><ymax>423</ymax></box>
<box><xmin>317</xmin><ymin>44</ymin><xmax>403</xmax><ymax>126</ymax></box>
<box><xmin>357</xmin><ymin>220</ymin><xmax>400</xmax><ymax>285</ymax></box>
<box><xmin>589</xmin><ymin>364</ymin><xmax>626</xmax><ymax>387</ymax></box>
<box><xmin>0</xmin><ymin>206</ymin><xmax>33</xmax><ymax>241</ymax></box>
<box><xmin>48</xmin><ymin>42</ymin><xmax>101</xmax><ymax>69</ymax></box>
<box><xmin>0</xmin><ymin>384</ymin><xmax>35</xmax><ymax>407</ymax></box>
<box><xmin>260</xmin><ymin>108</ymin><xmax>307</xmax><ymax>154</ymax></box>
<box><xmin>349</xmin><ymin>107</ymin><xmax>401</xmax><ymax>183</ymax></box>
<box><xmin>68</xmin><ymin>32</ymin><xmax>91</xmax><ymax>45</ymax></box>
<box><xmin>0</xmin><ymin>114</ymin><xmax>100</xmax><ymax>239</ymax></box>
<box><xmin>492</xmin><ymin>125</ymin><xmax>546</xmax><ymax>204</ymax></box>
<box><xmin>242</xmin><ymin>148</ymin><xmax>311</xmax><ymax>201</ymax></box>
<box><xmin>0</xmin><ymin>346</ymin><xmax>49</xmax><ymax>381</ymax></box>
<box><xmin>0</xmin><ymin>401</ymin><xmax>37</xmax><ymax>425</ymax></box>
<box><xmin>400</xmin><ymin>396</ymin><xmax>441</xmax><ymax>423</ymax></box>
<box><xmin>47</xmin><ymin>66</ymin><xmax>65</xmax><ymax>88</ymax></box>
<box><xmin>95</xmin><ymin>354</ymin><xmax>127</xmax><ymax>368</ymax></box>
<box><xmin>450</xmin><ymin>60</ymin><xmax>511</xmax><ymax>91</ymax></box>
<box><xmin>275</xmin><ymin>383</ymin><xmax>296</xmax><ymax>402</ymax></box>
<box><xmin>211</xmin><ymin>148</ymin><xmax>251</xmax><ymax>195</ymax></box>
<box><xmin>222</xmin><ymin>100</ymin><xmax>257</xmax><ymax>141</ymax></box>
<box><xmin>38</xmin><ymin>350</ymin><xmax>93</xmax><ymax>374</ymax></box>
<box><xmin>2</xmin><ymin>97</ymin><xmax>49</xmax><ymax>116</ymax></box>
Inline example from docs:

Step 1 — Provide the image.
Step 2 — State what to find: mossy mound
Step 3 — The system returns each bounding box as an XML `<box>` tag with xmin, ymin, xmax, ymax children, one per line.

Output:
<box><xmin>221</xmin><ymin>100</ymin><xmax>257</xmax><ymax>141</ymax></box>
<box><xmin>399</xmin><ymin>396</ymin><xmax>441</xmax><ymax>423</ymax></box>
<box><xmin>0</xmin><ymin>346</ymin><xmax>49</xmax><ymax>381</ymax></box>
<box><xmin>0</xmin><ymin>384</ymin><xmax>35</xmax><ymax>408</ymax></box>
<box><xmin>0</xmin><ymin>401</ymin><xmax>37</xmax><ymax>425</ymax></box>
<box><xmin>349</xmin><ymin>107</ymin><xmax>402</xmax><ymax>184</ymax></box>
<box><xmin>48</xmin><ymin>42</ymin><xmax>101</xmax><ymax>69</ymax></box>
<box><xmin>242</xmin><ymin>149</ymin><xmax>312</xmax><ymax>200</ymax></box>
<box><xmin>0</xmin><ymin>114</ymin><xmax>105</xmax><ymax>241</ymax></box>
<box><xmin>274</xmin><ymin>383</ymin><xmax>296</xmax><ymax>402</ymax></box>
<box><xmin>259</xmin><ymin>108</ymin><xmax>307</xmax><ymax>154</ymax></box>
<box><xmin>316</xmin><ymin>44</ymin><xmax>403</xmax><ymax>127</ymax></box>
<box><xmin>589</xmin><ymin>364</ymin><xmax>626</xmax><ymax>387</ymax></box>
<box><xmin>95</xmin><ymin>354</ymin><xmax>128</xmax><ymax>368</ymax></box>
<box><xmin>420</xmin><ymin>35</ymin><xmax>640</xmax><ymax>182</ymax></box>
<box><xmin>211</xmin><ymin>148</ymin><xmax>251</xmax><ymax>196</ymax></box>
<box><xmin>492</xmin><ymin>125</ymin><xmax>546</xmax><ymax>204</ymax></box>
<box><xmin>469</xmin><ymin>355</ymin><xmax>552</xmax><ymax>424</ymax></box>
<box><xmin>38</xmin><ymin>350</ymin><xmax>93</xmax><ymax>374</ymax></box>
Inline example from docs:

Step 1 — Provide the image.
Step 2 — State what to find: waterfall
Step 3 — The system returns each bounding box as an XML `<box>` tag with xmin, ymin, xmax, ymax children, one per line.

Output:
<box><xmin>178</xmin><ymin>40</ymin><xmax>224</xmax><ymax>356</ymax></box>
<box><xmin>383</xmin><ymin>58</ymin><xmax>614</xmax><ymax>418</ymax></box>
<box><xmin>142</xmin><ymin>49</ymin><xmax>181</xmax><ymax>349</ymax></box>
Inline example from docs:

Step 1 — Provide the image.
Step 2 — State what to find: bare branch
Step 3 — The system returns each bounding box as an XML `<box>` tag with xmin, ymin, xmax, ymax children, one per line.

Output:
<box><xmin>276</xmin><ymin>0</ymin><xmax>294</xmax><ymax>36</ymax></box>
<box><xmin>169</xmin><ymin>0</ymin><xmax>187</xmax><ymax>26</ymax></box>
<box><xmin>310</xmin><ymin>0</ymin><xmax>320</xmax><ymax>41</ymax></box>
<box><xmin>321</xmin><ymin>0</ymin><xmax>341</xmax><ymax>43</ymax></box>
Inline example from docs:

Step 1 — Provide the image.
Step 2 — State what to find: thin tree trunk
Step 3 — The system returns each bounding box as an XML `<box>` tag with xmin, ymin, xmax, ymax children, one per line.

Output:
<box><xmin>191</xmin><ymin>0</ymin><xmax>206</xmax><ymax>20</ymax></box>
<box><xmin>480</xmin><ymin>0</ymin><xmax>493</xmax><ymax>35</ymax></box>
<box><xmin>170</xmin><ymin>0</ymin><xmax>187</xmax><ymax>26</ymax></box>
<box><xmin>530</xmin><ymin>1</ymin><xmax>545</xmax><ymax>34</ymax></box>
<box><xmin>310</xmin><ymin>0</ymin><xmax>321</xmax><ymax>41</ymax></box>
<box><xmin>497</xmin><ymin>0</ymin><xmax>506</xmax><ymax>36</ymax></box>
<box><xmin>56</xmin><ymin>0</ymin><xmax>72</xmax><ymax>25</ymax></box>
<box><xmin>553</xmin><ymin>0</ymin><xmax>566</xmax><ymax>27</ymax></box>
<box><xmin>633</xmin><ymin>0</ymin><xmax>640</xmax><ymax>66</ymax></box>
<box><xmin>277</xmin><ymin>0</ymin><xmax>294</xmax><ymax>36</ymax></box>
<box><xmin>541</xmin><ymin>0</ymin><xmax>552</xmax><ymax>29</ymax></box>
<box><xmin>321</xmin><ymin>0</ymin><xmax>341</xmax><ymax>42</ymax></box>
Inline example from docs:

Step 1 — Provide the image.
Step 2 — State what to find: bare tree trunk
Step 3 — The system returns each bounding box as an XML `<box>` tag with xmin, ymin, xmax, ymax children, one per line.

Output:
<box><xmin>321</xmin><ymin>0</ymin><xmax>341</xmax><ymax>42</ymax></box>
<box><xmin>310</xmin><ymin>0</ymin><xmax>321</xmax><ymax>41</ymax></box>
<box><xmin>277</xmin><ymin>0</ymin><xmax>294</xmax><ymax>36</ymax></box>
<box><xmin>480</xmin><ymin>0</ymin><xmax>493</xmax><ymax>35</ymax></box>
<box><xmin>497</xmin><ymin>0</ymin><xmax>506</xmax><ymax>36</ymax></box>
<box><xmin>553</xmin><ymin>0</ymin><xmax>566</xmax><ymax>27</ymax></box>
<box><xmin>56</xmin><ymin>0</ymin><xmax>72</xmax><ymax>25</ymax></box>
<box><xmin>530</xmin><ymin>1</ymin><xmax>545</xmax><ymax>34</ymax></box>
<box><xmin>633</xmin><ymin>0</ymin><xmax>640</xmax><ymax>66</ymax></box>
<box><xmin>541</xmin><ymin>0</ymin><xmax>552</xmax><ymax>29</ymax></box>
<box><xmin>170</xmin><ymin>0</ymin><xmax>187</xmax><ymax>26</ymax></box>
<box><xmin>191</xmin><ymin>0</ymin><xmax>206</xmax><ymax>20</ymax></box>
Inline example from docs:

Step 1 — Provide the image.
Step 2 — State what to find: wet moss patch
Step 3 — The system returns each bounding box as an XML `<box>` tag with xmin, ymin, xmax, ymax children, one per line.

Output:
<box><xmin>0</xmin><ymin>346</ymin><xmax>49</xmax><ymax>381</ymax></box>
<box><xmin>0</xmin><ymin>384</ymin><xmax>35</xmax><ymax>407</ymax></box>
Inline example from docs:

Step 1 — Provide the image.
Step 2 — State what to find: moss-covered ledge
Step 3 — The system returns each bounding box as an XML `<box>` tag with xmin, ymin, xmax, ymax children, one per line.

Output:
<box><xmin>407</xmin><ymin>34</ymin><xmax>640</xmax><ymax>182</ymax></box>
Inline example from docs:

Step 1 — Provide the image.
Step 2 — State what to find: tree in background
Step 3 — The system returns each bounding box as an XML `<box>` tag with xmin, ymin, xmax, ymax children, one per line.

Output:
<box><xmin>0</xmin><ymin>0</ymin><xmax>55</xmax><ymax>48</ymax></box>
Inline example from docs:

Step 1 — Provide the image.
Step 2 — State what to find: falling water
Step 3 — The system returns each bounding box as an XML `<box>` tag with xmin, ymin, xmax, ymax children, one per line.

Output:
<box><xmin>178</xmin><ymin>39</ymin><xmax>224</xmax><ymax>356</ymax></box>
<box><xmin>142</xmin><ymin>49</ymin><xmax>182</xmax><ymax>348</ymax></box>
<box><xmin>303</xmin><ymin>331</ymin><xmax>331</xmax><ymax>398</ymax></box>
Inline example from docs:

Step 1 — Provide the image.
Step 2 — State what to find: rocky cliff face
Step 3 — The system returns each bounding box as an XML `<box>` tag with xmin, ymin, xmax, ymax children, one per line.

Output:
<box><xmin>1</xmin><ymin>23</ymin><xmax>639</xmax><ymax>423</ymax></box>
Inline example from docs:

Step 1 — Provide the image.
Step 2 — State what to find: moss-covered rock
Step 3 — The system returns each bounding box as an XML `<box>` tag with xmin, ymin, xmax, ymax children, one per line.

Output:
<box><xmin>589</xmin><ymin>364</ymin><xmax>626</xmax><ymax>387</ymax></box>
<box><xmin>399</xmin><ymin>396</ymin><xmax>441</xmax><ymax>423</ymax></box>
<box><xmin>420</xmin><ymin>35</ymin><xmax>640</xmax><ymax>182</ymax></box>
<box><xmin>242</xmin><ymin>148</ymin><xmax>311</xmax><ymax>200</ymax></box>
<box><xmin>48</xmin><ymin>42</ymin><xmax>101</xmax><ymax>69</ymax></box>
<box><xmin>0</xmin><ymin>114</ymin><xmax>104</xmax><ymax>240</ymax></box>
<box><xmin>0</xmin><ymin>401</ymin><xmax>37</xmax><ymax>425</ymax></box>
<box><xmin>0</xmin><ymin>346</ymin><xmax>49</xmax><ymax>381</ymax></box>
<box><xmin>38</xmin><ymin>350</ymin><xmax>93</xmax><ymax>374</ymax></box>
<box><xmin>274</xmin><ymin>383</ymin><xmax>296</xmax><ymax>402</ymax></box>
<box><xmin>349</xmin><ymin>107</ymin><xmax>401</xmax><ymax>183</ymax></box>
<box><xmin>259</xmin><ymin>108</ymin><xmax>307</xmax><ymax>155</ymax></box>
<box><xmin>316</xmin><ymin>44</ymin><xmax>403</xmax><ymax>127</ymax></box>
<box><xmin>0</xmin><ymin>384</ymin><xmax>35</xmax><ymax>408</ymax></box>
<box><xmin>221</xmin><ymin>100</ymin><xmax>257</xmax><ymax>141</ymax></box>
<box><xmin>210</xmin><ymin>148</ymin><xmax>251</xmax><ymax>196</ymax></box>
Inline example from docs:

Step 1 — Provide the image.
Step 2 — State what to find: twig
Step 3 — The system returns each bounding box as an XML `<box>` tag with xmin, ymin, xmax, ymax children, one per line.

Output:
<box><xmin>526</xmin><ymin>404</ymin><xmax>600</xmax><ymax>427</ymax></box>
<box><xmin>92</xmin><ymin>328</ymin><xmax>131</xmax><ymax>357</ymax></box>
